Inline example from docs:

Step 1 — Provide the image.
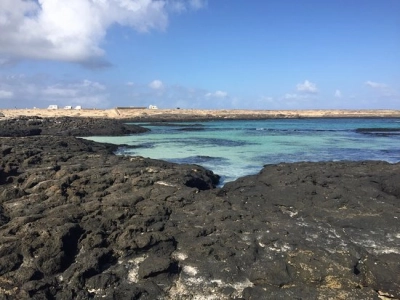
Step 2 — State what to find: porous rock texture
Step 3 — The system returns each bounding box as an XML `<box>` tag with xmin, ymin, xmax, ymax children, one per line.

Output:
<box><xmin>0</xmin><ymin>136</ymin><xmax>219</xmax><ymax>299</ymax></box>
<box><xmin>0</xmin><ymin>117</ymin><xmax>399</xmax><ymax>299</ymax></box>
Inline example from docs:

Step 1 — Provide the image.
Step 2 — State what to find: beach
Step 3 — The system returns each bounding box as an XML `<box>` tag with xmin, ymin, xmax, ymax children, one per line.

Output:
<box><xmin>1</xmin><ymin>108</ymin><xmax>400</xmax><ymax>120</ymax></box>
<box><xmin>0</xmin><ymin>115</ymin><xmax>399</xmax><ymax>299</ymax></box>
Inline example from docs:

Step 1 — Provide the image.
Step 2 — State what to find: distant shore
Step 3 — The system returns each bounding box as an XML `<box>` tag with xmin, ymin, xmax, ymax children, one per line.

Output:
<box><xmin>1</xmin><ymin>108</ymin><xmax>400</xmax><ymax>121</ymax></box>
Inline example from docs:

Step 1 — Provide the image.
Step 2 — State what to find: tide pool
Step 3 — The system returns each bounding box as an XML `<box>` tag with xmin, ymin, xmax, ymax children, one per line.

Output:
<box><xmin>84</xmin><ymin>118</ymin><xmax>400</xmax><ymax>184</ymax></box>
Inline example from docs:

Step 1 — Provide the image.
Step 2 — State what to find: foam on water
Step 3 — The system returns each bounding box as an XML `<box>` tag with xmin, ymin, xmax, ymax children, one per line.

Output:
<box><xmin>85</xmin><ymin>118</ymin><xmax>400</xmax><ymax>185</ymax></box>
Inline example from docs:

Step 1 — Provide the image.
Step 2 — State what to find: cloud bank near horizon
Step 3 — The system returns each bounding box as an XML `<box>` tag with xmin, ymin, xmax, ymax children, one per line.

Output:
<box><xmin>2</xmin><ymin>73</ymin><xmax>398</xmax><ymax>110</ymax></box>
<box><xmin>0</xmin><ymin>0</ymin><xmax>206</xmax><ymax>66</ymax></box>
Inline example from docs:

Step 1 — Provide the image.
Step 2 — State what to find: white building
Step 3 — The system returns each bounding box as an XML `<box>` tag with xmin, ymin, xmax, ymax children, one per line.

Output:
<box><xmin>48</xmin><ymin>105</ymin><xmax>58</xmax><ymax>110</ymax></box>
<box><xmin>64</xmin><ymin>106</ymin><xmax>72</xmax><ymax>110</ymax></box>
<box><xmin>148</xmin><ymin>105</ymin><xmax>158</xmax><ymax>109</ymax></box>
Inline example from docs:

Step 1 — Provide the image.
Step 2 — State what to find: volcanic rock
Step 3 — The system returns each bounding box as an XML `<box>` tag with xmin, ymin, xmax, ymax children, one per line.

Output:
<box><xmin>0</xmin><ymin>116</ymin><xmax>148</xmax><ymax>137</ymax></box>
<box><xmin>0</xmin><ymin>118</ymin><xmax>399</xmax><ymax>299</ymax></box>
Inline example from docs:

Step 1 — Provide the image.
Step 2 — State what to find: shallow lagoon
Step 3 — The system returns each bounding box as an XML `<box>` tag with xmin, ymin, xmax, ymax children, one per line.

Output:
<box><xmin>85</xmin><ymin>118</ymin><xmax>400</xmax><ymax>184</ymax></box>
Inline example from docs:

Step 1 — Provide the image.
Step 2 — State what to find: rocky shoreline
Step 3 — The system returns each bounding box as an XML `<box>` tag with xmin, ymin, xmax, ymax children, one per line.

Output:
<box><xmin>0</xmin><ymin>117</ymin><xmax>399</xmax><ymax>299</ymax></box>
<box><xmin>0</xmin><ymin>116</ymin><xmax>149</xmax><ymax>137</ymax></box>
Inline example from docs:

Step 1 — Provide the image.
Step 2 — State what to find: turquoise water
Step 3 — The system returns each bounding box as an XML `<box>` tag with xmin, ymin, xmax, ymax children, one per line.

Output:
<box><xmin>85</xmin><ymin>118</ymin><xmax>400</xmax><ymax>184</ymax></box>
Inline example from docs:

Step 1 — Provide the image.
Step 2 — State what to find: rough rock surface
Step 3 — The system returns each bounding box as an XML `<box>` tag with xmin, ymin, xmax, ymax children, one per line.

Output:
<box><xmin>0</xmin><ymin>116</ymin><xmax>148</xmax><ymax>137</ymax></box>
<box><xmin>0</xmin><ymin>118</ymin><xmax>399</xmax><ymax>299</ymax></box>
<box><xmin>0</xmin><ymin>136</ymin><xmax>219</xmax><ymax>299</ymax></box>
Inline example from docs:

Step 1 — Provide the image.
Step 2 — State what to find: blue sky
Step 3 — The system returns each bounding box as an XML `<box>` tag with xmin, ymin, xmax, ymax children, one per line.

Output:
<box><xmin>0</xmin><ymin>0</ymin><xmax>399</xmax><ymax>109</ymax></box>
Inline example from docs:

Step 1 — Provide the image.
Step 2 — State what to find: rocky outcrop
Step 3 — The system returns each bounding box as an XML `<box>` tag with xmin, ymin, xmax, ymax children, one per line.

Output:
<box><xmin>0</xmin><ymin>118</ymin><xmax>399</xmax><ymax>299</ymax></box>
<box><xmin>0</xmin><ymin>116</ymin><xmax>148</xmax><ymax>137</ymax></box>
<box><xmin>179</xmin><ymin>161</ymin><xmax>400</xmax><ymax>299</ymax></box>
<box><xmin>0</xmin><ymin>136</ymin><xmax>219</xmax><ymax>299</ymax></box>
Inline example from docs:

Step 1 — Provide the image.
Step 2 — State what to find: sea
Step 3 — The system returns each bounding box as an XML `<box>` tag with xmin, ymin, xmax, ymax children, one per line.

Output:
<box><xmin>85</xmin><ymin>118</ymin><xmax>400</xmax><ymax>185</ymax></box>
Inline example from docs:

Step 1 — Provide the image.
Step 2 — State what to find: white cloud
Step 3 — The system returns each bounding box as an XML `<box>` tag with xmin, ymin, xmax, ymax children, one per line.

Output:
<box><xmin>149</xmin><ymin>80</ymin><xmax>164</xmax><ymax>90</ymax></box>
<box><xmin>126</xmin><ymin>82</ymin><xmax>135</xmax><ymax>86</ymax></box>
<box><xmin>296</xmin><ymin>80</ymin><xmax>318</xmax><ymax>93</ymax></box>
<box><xmin>43</xmin><ymin>80</ymin><xmax>108</xmax><ymax>106</ymax></box>
<box><xmin>205</xmin><ymin>90</ymin><xmax>228</xmax><ymax>98</ymax></box>
<box><xmin>81</xmin><ymin>79</ymin><xmax>106</xmax><ymax>90</ymax></box>
<box><xmin>189</xmin><ymin>0</ymin><xmax>207</xmax><ymax>10</ymax></box>
<box><xmin>0</xmin><ymin>74</ymin><xmax>109</xmax><ymax>108</ymax></box>
<box><xmin>0</xmin><ymin>90</ymin><xmax>14</xmax><ymax>99</ymax></box>
<box><xmin>365</xmin><ymin>81</ymin><xmax>388</xmax><ymax>89</ymax></box>
<box><xmin>334</xmin><ymin>89</ymin><xmax>342</xmax><ymax>98</ymax></box>
<box><xmin>42</xmin><ymin>87</ymin><xmax>78</xmax><ymax>97</ymax></box>
<box><xmin>43</xmin><ymin>80</ymin><xmax>105</xmax><ymax>98</ymax></box>
<box><xmin>169</xmin><ymin>0</ymin><xmax>207</xmax><ymax>12</ymax></box>
<box><xmin>0</xmin><ymin>0</ymin><xmax>206</xmax><ymax>65</ymax></box>
<box><xmin>365</xmin><ymin>81</ymin><xmax>398</xmax><ymax>98</ymax></box>
<box><xmin>284</xmin><ymin>93</ymin><xmax>307</xmax><ymax>100</ymax></box>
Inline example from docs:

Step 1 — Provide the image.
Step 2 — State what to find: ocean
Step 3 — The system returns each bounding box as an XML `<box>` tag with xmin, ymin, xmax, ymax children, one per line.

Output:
<box><xmin>85</xmin><ymin>118</ymin><xmax>400</xmax><ymax>185</ymax></box>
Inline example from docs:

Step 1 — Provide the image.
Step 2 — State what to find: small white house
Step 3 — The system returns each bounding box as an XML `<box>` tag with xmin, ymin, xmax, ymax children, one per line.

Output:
<box><xmin>64</xmin><ymin>106</ymin><xmax>72</xmax><ymax>110</ymax></box>
<box><xmin>74</xmin><ymin>106</ymin><xmax>82</xmax><ymax>110</ymax></box>
<box><xmin>48</xmin><ymin>105</ymin><xmax>58</xmax><ymax>110</ymax></box>
<box><xmin>148</xmin><ymin>105</ymin><xmax>158</xmax><ymax>109</ymax></box>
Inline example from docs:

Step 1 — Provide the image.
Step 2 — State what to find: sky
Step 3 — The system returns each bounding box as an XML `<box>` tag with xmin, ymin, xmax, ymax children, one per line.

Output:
<box><xmin>0</xmin><ymin>0</ymin><xmax>399</xmax><ymax>109</ymax></box>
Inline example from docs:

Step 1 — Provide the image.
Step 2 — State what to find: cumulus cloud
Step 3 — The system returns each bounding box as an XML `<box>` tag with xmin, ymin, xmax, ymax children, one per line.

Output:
<box><xmin>149</xmin><ymin>80</ymin><xmax>164</xmax><ymax>90</ymax></box>
<box><xmin>296</xmin><ymin>80</ymin><xmax>318</xmax><ymax>94</ymax></box>
<box><xmin>0</xmin><ymin>0</ymin><xmax>206</xmax><ymax>65</ymax></box>
<box><xmin>205</xmin><ymin>90</ymin><xmax>228</xmax><ymax>98</ymax></box>
<box><xmin>334</xmin><ymin>90</ymin><xmax>342</xmax><ymax>98</ymax></box>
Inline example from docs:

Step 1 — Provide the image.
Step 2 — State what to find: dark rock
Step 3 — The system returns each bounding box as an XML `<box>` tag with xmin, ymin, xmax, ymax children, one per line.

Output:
<box><xmin>0</xmin><ymin>253</ymin><xmax>23</xmax><ymax>275</ymax></box>
<box><xmin>138</xmin><ymin>256</ymin><xmax>172</xmax><ymax>279</ymax></box>
<box><xmin>0</xmin><ymin>116</ymin><xmax>149</xmax><ymax>137</ymax></box>
<box><xmin>177</xmin><ymin>127</ymin><xmax>205</xmax><ymax>131</ymax></box>
<box><xmin>0</xmin><ymin>119</ymin><xmax>399</xmax><ymax>299</ymax></box>
<box><xmin>355</xmin><ymin>127</ymin><xmax>400</xmax><ymax>136</ymax></box>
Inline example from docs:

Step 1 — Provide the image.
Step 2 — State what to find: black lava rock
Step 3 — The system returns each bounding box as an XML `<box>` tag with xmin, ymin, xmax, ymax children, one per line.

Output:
<box><xmin>0</xmin><ymin>118</ymin><xmax>399</xmax><ymax>299</ymax></box>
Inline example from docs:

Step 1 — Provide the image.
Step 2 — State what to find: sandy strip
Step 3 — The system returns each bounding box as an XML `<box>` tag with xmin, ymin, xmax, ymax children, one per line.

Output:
<box><xmin>1</xmin><ymin>108</ymin><xmax>400</xmax><ymax>120</ymax></box>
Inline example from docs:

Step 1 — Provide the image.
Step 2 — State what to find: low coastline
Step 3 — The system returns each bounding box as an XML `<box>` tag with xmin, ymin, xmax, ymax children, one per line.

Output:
<box><xmin>1</xmin><ymin>108</ymin><xmax>400</xmax><ymax>121</ymax></box>
<box><xmin>0</xmin><ymin>115</ymin><xmax>399</xmax><ymax>299</ymax></box>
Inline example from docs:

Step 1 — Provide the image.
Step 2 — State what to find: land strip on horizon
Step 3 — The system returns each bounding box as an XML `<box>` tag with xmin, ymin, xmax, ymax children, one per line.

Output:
<box><xmin>1</xmin><ymin>108</ymin><xmax>400</xmax><ymax>120</ymax></box>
